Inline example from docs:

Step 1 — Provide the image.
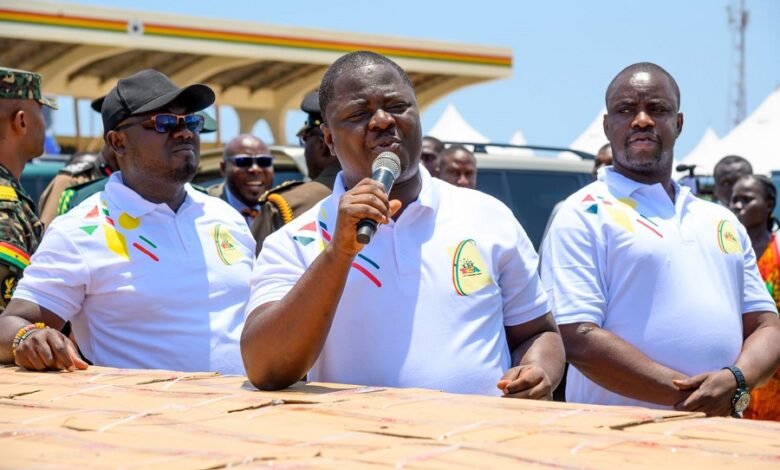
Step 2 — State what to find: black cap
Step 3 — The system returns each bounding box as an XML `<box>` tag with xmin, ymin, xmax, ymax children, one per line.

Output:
<box><xmin>92</xmin><ymin>93</ymin><xmax>218</xmax><ymax>134</ymax></box>
<box><xmin>100</xmin><ymin>69</ymin><xmax>215</xmax><ymax>134</ymax></box>
<box><xmin>301</xmin><ymin>91</ymin><xmax>322</xmax><ymax>128</ymax></box>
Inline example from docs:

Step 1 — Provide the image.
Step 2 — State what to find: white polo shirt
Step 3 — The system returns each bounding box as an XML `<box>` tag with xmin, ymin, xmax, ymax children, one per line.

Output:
<box><xmin>248</xmin><ymin>167</ymin><xmax>549</xmax><ymax>396</ymax></box>
<box><xmin>541</xmin><ymin>167</ymin><xmax>776</xmax><ymax>408</ymax></box>
<box><xmin>14</xmin><ymin>173</ymin><xmax>255</xmax><ymax>375</ymax></box>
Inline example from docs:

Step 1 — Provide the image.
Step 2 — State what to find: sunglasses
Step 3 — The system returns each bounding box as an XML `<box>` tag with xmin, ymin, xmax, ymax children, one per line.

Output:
<box><xmin>115</xmin><ymin>113</ymin><xmax>205</xmax><ymax>134</ymax></box>
<box><xmin>229</xmin><ymin>154</ymin><xmax>273</xmax><ymax>168</ymax></box>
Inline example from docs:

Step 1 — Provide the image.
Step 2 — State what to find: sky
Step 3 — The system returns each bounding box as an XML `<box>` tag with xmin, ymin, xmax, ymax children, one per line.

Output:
<box><xmin>50</xmin><ymin>0</ymin><xmax>780</xmax><ymax>157</ymax></box>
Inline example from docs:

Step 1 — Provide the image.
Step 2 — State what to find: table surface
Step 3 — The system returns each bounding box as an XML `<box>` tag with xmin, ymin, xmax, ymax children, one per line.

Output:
<box><xmin>1</xmin><ymin>365</ymin><xmax>779</xmax><ymax>468</ymax></box>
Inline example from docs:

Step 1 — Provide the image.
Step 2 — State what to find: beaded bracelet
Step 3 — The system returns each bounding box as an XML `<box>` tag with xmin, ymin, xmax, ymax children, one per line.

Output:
<box><xmin>11</xmin><ymin>322</ymin><xmax>46</xmax><ymax>356</ymax></box>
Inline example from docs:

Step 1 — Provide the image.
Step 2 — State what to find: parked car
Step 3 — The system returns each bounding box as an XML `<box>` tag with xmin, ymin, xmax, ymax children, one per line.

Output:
<box><xmin>455</xmin><ymin>143</ymin><xmax>594</xmax><ymax>250</ymax></box>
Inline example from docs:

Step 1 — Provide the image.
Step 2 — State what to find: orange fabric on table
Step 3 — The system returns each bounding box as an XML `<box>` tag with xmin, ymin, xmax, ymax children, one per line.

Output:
<box><xmin>744</xmin><ymin>234</ymin><xmax>780</xmax><ymax>421</ymax></box>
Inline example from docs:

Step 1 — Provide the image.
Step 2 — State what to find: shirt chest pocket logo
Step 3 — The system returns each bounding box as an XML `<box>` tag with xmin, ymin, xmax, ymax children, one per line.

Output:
<box><xmin>717</xmin><ymin>220</ymin><xmax>742</xmax><ymax>255</ymax></box>
<box><xmin>212</xmin><ymin>224</ymin><xmax>244</xmax><ymax>265</ymax></box>
<box><xmin>451</xmin><ymin>239</ymin><xmax>492</xmax><ymax>296</ymax></box>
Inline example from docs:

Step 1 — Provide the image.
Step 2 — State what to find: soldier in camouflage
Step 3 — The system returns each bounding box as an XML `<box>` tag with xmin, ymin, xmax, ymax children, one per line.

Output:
<box><xmin>0</xmin><ymin>67</ymin><xmax>54</xmax><ymax>311</ymax></box>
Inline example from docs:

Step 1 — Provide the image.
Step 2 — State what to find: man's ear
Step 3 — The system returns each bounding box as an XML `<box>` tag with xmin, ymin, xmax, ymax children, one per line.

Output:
<box><xmin>602</xmin><ymin>113</ymin><xmax>609</xmax><ymax>138</ymax></box>
<box><xmin>321</xmin><ymin>122</ymin><xmax>336</xmax><ymax>158</ymax></box>
<box><xmin>10</xmin><ymin>109</ymin><xmax>27</xmax><ymax>136</ymax></box>
<box><xmin>106</xmin><ymin>131</ymin><xmax>126</xmax><ymax>160</ymax></box>
<box><xmin>219</xmin><ymin>160</ymin><xmax>226</xmax><ymax>177</ymax></box>
<box><xmin>676</xmin><ymin>112</ymin><xmax>684</xmax><ymax>137</ymax></box>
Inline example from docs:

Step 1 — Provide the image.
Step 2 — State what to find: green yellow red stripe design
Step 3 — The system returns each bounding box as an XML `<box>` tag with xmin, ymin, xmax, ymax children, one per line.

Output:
<box><xmin>0</xmin><ymin>9</ymin><xmax>126</xmax><ymax>34</ymax></box>
<box><xmin>451</xmin><ymin>239</ymin><xmax>471</xmax><ymax>296</ymax></box>
<box><xmin>0</xmin><ymin>8</ymin><xmax>511</xmax><ymax>67</ymax></box>
<box><xmin>0</xmin><ymin>242</ymin><xmax>31</xmax><ymax>271</ymax></box>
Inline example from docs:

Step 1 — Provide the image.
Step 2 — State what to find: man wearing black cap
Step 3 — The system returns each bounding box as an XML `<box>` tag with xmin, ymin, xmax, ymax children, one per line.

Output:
<box><xmin>40</xmin><ymin>97</ymin><xmax>218</xmax><ymax>225</ymax></box>
<box><xmin>0</xmin><ymin>69</ymin><xmax>255</xmax><ymax>375</ymax></box>
<box><xmin>251</xmin><ymin>90</ymin><xmax>342</xmax><ymax>252</ymax></box>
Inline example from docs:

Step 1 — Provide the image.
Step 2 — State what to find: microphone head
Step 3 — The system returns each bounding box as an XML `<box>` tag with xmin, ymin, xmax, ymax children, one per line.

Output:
<box><xmin>372</xmin><ymin>151</ymin><xmax>401</xmax><ymax>179</ymax></box>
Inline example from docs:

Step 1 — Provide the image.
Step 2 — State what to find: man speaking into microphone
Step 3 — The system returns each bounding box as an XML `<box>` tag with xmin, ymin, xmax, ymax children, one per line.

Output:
<box><xmin>241</xmin><ymin>51</ymin><xmax>564</xmax><ymax>398</ymax></box>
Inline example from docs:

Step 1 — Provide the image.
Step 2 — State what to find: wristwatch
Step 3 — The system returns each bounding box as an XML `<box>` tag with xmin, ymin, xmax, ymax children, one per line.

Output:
<box><xmin>723</xmin><ymin>366</ymin><xmax>750</xmax><ymax>413</ymax></box>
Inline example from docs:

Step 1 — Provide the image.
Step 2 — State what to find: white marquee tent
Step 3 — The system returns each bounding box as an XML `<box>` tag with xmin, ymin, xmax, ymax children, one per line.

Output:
<box><xmin>427</xmin><ymin>104</ymin><xmax>489</xmax><ymax>144</ymax></box>
<box><xmin>680</xmin><ymin>127</ymin><xmax>720</xmax><ymax>169</ymax></box>
<box><xmin>569</xmin><ymin>107</ymin><xmax>608</xmax><ymax>157</ymax></box>
<box><xmin>714</xmin><ymin>87</ymin><xmax>780</xmax><ymax>175</ymax></box>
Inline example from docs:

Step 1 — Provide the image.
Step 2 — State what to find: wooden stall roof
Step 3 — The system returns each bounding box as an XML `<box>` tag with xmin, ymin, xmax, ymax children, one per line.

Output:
<box><xmin>0</xmin><ymin>1</ymin><xmax>513</xmax><ymax>143</ymax></box>
<box><xmin>1</xmin><ymin>365</ymin><xmax>780</xmax><ymax>468</ymax></box>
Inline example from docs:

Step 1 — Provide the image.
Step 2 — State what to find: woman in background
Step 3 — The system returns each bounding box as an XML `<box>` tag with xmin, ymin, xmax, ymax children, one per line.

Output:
<box><xmin>730</xmin><ymin>174</ymin><xmax>780</xmax><ymax>421</ymax></box>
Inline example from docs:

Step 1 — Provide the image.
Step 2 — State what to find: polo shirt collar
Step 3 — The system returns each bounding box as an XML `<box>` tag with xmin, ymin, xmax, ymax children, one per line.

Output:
<box><xmin>104</xmin><ymin>172</ymin><xmax>201</xmax><ymax>218</ymax></box>
<box><xmin>600</xmin><ymin>166</ymin><xmax>691</xmax><ymax>204</ymax></box>
<box><xmin>329</xmin><ymin>163</ymin><xmax>439</xmax><ymax>213</ymax></box>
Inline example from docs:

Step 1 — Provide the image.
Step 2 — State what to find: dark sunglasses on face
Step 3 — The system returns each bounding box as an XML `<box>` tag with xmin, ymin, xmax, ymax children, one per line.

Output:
<box><xmin>114</xmin><ymin>113</ymin><xmax>205</xmax><ymax>134</ymax></box>
<box><xmin>229</xmin><ymin>154</ymin><xmax>273</xmax><ymax>168</ymax></box>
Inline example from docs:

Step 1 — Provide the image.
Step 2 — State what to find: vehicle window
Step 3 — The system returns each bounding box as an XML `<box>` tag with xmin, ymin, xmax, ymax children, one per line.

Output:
<box><xmin>477</xmin><ymin>169</ymin><xmax>590</xmax><ymax>249</ymax></box>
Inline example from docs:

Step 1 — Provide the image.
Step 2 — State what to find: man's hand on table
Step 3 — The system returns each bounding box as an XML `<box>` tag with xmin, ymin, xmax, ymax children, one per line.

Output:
<box><xmin>14</xmin><ymin>328</ymin><xmax>88</xmax><ymax>372</ymax></box>
<box><xmin>497</xmin><ymin>364</ymin><xmax>553</xmax><ymax>400</ymax></box>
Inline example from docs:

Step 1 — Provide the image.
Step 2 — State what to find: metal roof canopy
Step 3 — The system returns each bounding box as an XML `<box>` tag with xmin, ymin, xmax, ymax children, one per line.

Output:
<box><xmin>0</xmin><ymin>1</ymin><xmax>512</xmax><ymax>146</ymax></box>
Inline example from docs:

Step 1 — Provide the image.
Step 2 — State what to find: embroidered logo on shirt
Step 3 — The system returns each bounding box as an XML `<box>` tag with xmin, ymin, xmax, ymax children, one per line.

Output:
<box><xmin>213</xmin><ymin>224</ymin><xmax>243</xmax><ymax>265</ymax></box>
<box><xmin>451</xmin><ymin>239</ymin><xmax>492</xmax><ymax>296</ymax></box>
<box><xmin>717</xmin><ymin>220</ymin><xmax>742</xmax><ymax>254</ymax></box>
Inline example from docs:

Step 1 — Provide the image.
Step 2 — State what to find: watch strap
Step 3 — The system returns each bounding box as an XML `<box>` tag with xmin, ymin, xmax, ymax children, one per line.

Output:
<box><xmin>722</xmin><ymin>366</ymin><xmax>748</xmax><ymax>391</ymax></box>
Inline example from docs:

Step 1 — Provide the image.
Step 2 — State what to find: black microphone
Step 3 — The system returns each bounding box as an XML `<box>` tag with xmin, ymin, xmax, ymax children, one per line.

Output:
<box><xmin>356</xmin><ymin>152</ymin><xmax>401</xmax><ymax>245</ymax></box>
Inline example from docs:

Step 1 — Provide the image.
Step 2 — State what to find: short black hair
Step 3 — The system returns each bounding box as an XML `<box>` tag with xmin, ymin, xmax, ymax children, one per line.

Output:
<box><xmin>714</xmin><ymin>155</ymin><xmax>753</xmax><ymax>176</ymax></box>
<box><xmin>319</xmin><ymin>51</ymin><xmax>414</xmax><ymax>120</ymax></box>
<box><xmin>440</xmin><ymin>144</ymin><xmax>475</xmax><ymax>162</ymax></box>
<box><xmin>606</xmin><ymin>62</ymin><xmax>681</xmax><ymax>110</ymax></box>
<box><xmin>423</xmin><ymin>135</ymin><xmax>444</xmax><ymax>152</ymax></box>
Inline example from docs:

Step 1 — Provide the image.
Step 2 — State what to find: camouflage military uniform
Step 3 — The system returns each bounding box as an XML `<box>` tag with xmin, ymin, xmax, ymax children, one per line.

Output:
<box><xmin>0</xmin><ymin>164</ymin><xmax>43</xmax><ymax>310</ymax></box>
<box><xmin>251</xmin><ymin>163</ymin><xmax>340</xmax><ymax>253</ymax></box>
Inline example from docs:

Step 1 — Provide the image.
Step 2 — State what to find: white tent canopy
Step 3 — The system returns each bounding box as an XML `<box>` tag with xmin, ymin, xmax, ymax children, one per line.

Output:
<box><xmin>714</xmin><ymin>87</ymin><xmax>780</xmax><ymax>175</ymax></box>
<box><xmin>509</xmin><ymin>129</ymin><xmax>528</xmax><ymax>146</ymax></box>
<box><xmin>569</xmin><ymin>107</ymin><xmax>608</xmax><ymax>157</ymax></box>
<box><xmin>680</xmin><ymin>127</ymin><xmax>720</xmax><ymax>169</ymax></box>
<box><xmin>427</xmin><ymin>104</ymin><xmax>489</xmax><ymax>143</ymax></box>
